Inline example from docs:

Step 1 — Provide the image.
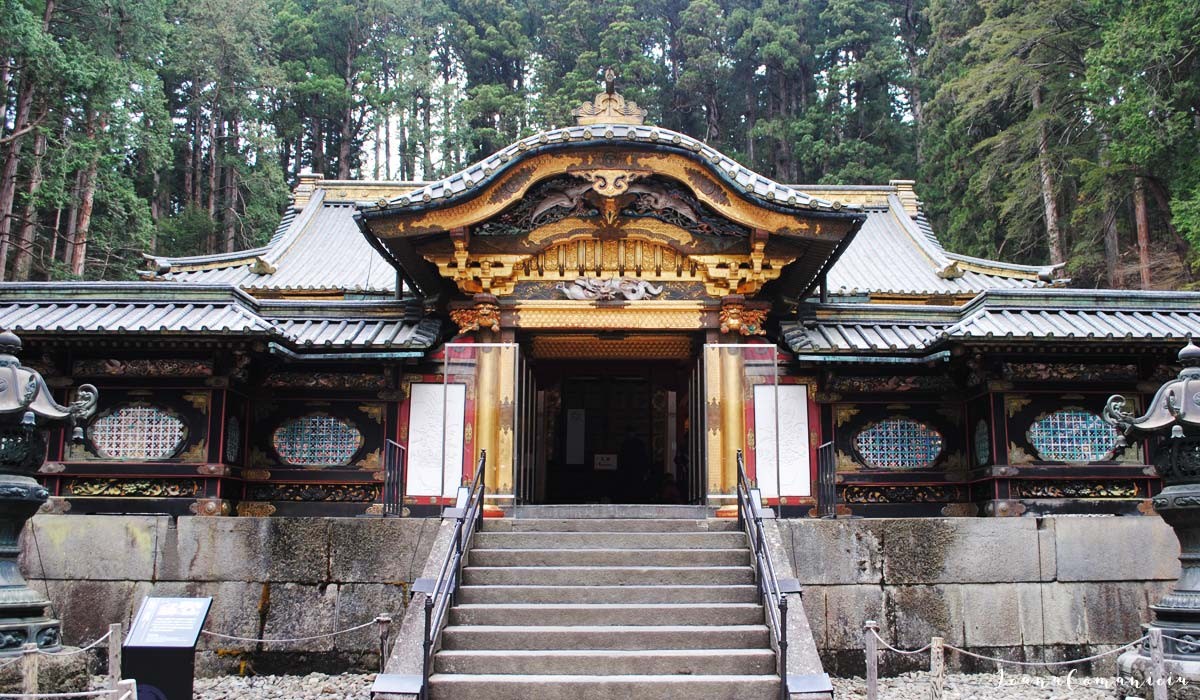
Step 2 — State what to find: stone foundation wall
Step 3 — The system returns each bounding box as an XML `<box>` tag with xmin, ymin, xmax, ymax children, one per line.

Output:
<box><xmin>18</xmin><ymin>515</ymin><xmax>441</xmax><ymax>676</ymax></box>
<box><xmin>19</xmin><ymin>514</ymin><xmax>1180</xmax><ymax>679</ymax></box>
<box><xmin>785</xmin><ymin>516</ymin><xmax>1181</xmax><ymax>676</ymax></box>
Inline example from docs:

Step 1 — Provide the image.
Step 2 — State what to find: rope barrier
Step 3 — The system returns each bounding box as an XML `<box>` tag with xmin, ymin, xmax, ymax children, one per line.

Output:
<box><xmin>1161</xmin><ymin>634</ymin><xmax>1199</xmax><ymax>647</ymax></box>
<box><xmin>0</xmin><ymin>691</ymin><xmax>120</xmax><ymax>699</ymax></box>
<box><xmin>200</xmin><ymin>618</ymin><xmax>378</xmax><ymax>644</ymax></box>
<box><xmin>37</xmin><ymin>631</ymin><xmax>111</xmax><ymax>657</ymax></box>
<box><xmin>869</xmin><ymin>629</ymin><xmax>931</xmax><ymax>656</ymax></box>
<box><xmin>942</xmin><ymin>636</ymin><xmax>1147</xmax><ymax>667</ymax></box>
<box><xmin>869</xmin><ymin>627</ymin><xmax>1149</xmax><ymax>667</ymax></box>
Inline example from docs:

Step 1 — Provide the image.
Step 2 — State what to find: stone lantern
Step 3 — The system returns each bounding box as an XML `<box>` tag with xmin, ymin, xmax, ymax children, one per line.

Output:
<box><xmin>0</xmin><ymin>330</ymin><xmax>96</xmax><ymax>653</ymax></box>
<box><xmin>1105</xmin><ymin>340</ymin><xmax>1200</xmax><ymax>693</ymax></box>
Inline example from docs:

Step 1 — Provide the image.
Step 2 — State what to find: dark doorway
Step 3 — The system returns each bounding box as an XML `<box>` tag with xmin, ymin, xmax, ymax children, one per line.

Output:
<box><xmin>536</xmin><ymin>361</ymin><xmax>691</xmax><ymax>504</ymax></box>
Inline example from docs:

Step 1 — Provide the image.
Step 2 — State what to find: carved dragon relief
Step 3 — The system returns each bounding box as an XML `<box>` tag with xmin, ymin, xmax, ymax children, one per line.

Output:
<box><xmin>475</xmin><ymin>174</ymin><xmax>748</xmax><ymax>241</ymax></box>
<box><xmin>556</xmin><ymin>277</ymin><xmax>664</xmax><ymax>301</ymax></box>
<box><xmin>406</xmin><ymin>156</ymin><xmax>837</xmax><ymax>298</ymax></box>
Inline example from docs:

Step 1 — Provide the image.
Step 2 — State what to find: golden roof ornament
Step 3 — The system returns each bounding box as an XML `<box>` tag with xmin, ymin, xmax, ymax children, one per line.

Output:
<box><xmin>571</xmin><ymin>69</ymin><xmax>648</xmax><ymax>126</ymax></box>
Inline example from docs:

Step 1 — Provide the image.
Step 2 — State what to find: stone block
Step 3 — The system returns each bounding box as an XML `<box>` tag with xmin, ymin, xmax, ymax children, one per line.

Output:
<box><xmin>821</xmin><ymin>585</ymin><xmax>884</xmax><ymax>650</ymax></box>
<box><xmin>959</xmin><ymin>583</ymin><xmax>1043</xmax><ymax>647</ymax></box>
<box><xmin>1054</xmin><ymin>516</ymin><xmax>1179</xmax><ymax>583</ymax></box>
<box><xmin>1037</xmin><ymin>518</ymin><xmax>1056</xmax><ymax>582</ymax></box>
<box><xmin>21</xmin><ymin>514</ymin><xmax>165</xmax><ymax>581</ymax></box>
<box><xmin>879</xmin><ymin>518</ymin><xmax>1041</xmax><ymax>584</ymax></box>
<box><xmin>334</xmin><ymin>583</ymin><xmax>412</xmax><ymax>653</ymax></box>
<box><xmin>799</xmin><ymin>586</ymin><xmax>826</xmax><ymax>649</ymax></box>
<box><xmin>1040</xmin><ymin>583</ymin><xmax>1087</xmax><ymax>645</ymax></box>
<box><xmin>0</xmin><ymin>649</ymin><xmax>87</xmax><ymax>693</ymax></box>
<box><xmin>42</xmin><ymin>579</ymin><xmax>141</xmax><ymax>647</ymax></box>
<box><xmin>787</xmin><ymin>520</ymin><xmax>882</xmax><ymax>585</ymax></box>
<box><xmin>260</xmin><ymin>582</ymin><xmax>339</xmax><ymax>652</ymax></box>
<box><xmin>328</xmin><ymin>518</ymin><xmax>439</xmax><ymax>584</ymax></box>
<box><xmin>131</xmin><ymin>580</ymin><xmax>269</xmax><ymax>653</ymax></box>
<box><xmin>158</xmin><ymin>517</ymin><xmax>331</xmax><ymax>583</ymax></box>
<box><xmin>887</xmin><ymin>584</ymin><xmax>963</xmax><ymax>648</ymax></box>
<box><xmin>1081</xmin><ymin>581</ymin><xmax>1156</xmax><ymax>644</ymax></box>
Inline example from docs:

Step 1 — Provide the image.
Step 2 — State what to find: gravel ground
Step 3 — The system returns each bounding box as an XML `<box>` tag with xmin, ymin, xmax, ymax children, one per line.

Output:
<box><xmin>834</xmin><ymin>671</ymin><xmax>1132</xmax><ymax>699</ymax></box>
<box><xmin>90</xmin><ymin>672</ymin><xmax>376</xmax><ymax>699</ymax></box>
<box><xmin>87</xmin><ymin>671</ymin><xmax>1146</xmax><ymax>699</ymax></box>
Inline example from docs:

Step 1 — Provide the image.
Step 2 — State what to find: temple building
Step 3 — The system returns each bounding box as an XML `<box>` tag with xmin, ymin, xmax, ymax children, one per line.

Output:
<box><xmin>1</xmin><ymin>85</ymin><xmax>1197</xmax><ymax>520</ymax></box>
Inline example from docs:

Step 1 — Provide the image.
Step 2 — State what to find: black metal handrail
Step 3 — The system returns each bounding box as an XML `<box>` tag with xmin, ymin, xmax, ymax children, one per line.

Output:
<box><xmin>816</xmin><ymin>441</ymin><xmax>837</xmax><ymax>519</ymax></box>
<box><xmin>420</xmin><ymin>450</ymin><xmax>486</xmax><ymax>699</ymax></box>
<box><xmin>736</xmin><ymin>449</ymin><xmax>789</xmax><ymax>700</ymax></box>
<box><xmin>382</xmin><ymin>440</ymin><xmax>406</xmax><ymax>517</ymax></box>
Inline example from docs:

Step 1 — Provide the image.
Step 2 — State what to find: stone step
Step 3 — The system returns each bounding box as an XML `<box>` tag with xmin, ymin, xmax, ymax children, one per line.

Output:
<box><xmin>448</xmin><ymin>603</ymin><xmax>765</xmax><ymax>627</ymax></box>
<box><xmin>468</xmin><ymin>547</ymin><xmax>750</xmax><ymax>567</ymax></box>
<box><xmin>474</xmin><ymin>531</ymin><xmax>745</xmax><ymax>550</ymax></box>
<box><xmin>440</xmin><ymin>624</ymin><xmax>771</xmax><ymax>651</ymax></box>
<box><xmin>485</xmin><ymin>517</ymin><xmax>737</xmax><ymax>532</ymax></box>
<box><xmin>433</xmin><ymin>648</ymin><xmax>777</xmax><ymax>675</ymax></box>
<box><xmin>457</xmin><ymin>584</ymin><xmax>762</xmax><ymax>604</ymax></box>
<box><xmin>502</xmin><ymin>505</ymin><xmax>717</xmax><ymax>520</ymax></box>
<box><xmin>427</xmin><ymin>673</ymin><xmax>780</xmax><ymax>700</ymax></box>
<box><xmin>462</xmin><ymin>565</ymin><xmax>755</xmax><ymax>586</ymax></box>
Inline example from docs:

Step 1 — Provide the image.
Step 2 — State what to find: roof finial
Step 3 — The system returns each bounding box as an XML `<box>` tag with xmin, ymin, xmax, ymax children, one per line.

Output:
<box><xmin>571</xmin><ymin>68</ymin><xmax>648</xmax><ymax>126</ymax></box>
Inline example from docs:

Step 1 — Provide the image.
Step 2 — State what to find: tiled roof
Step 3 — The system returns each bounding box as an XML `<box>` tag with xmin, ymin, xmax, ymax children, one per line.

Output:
<box><xmin>147</xmin><ymin>192</ymin><xmax>396</xmax><ymax>294</ymax></box>
<box><xmin>364</xmin><ymin>124</ymin><xmax>851</xmax><ymax>215</ymax></box>
<box><xmin>0</xmin><ymin>283</ymin><xmax>440</xmax><ymax>352</ymax></box>
<box><xmin>259</xmin><ymin>300</ymin><xmax>441</xmax><ymax>349</ymax></box>
<box><xmin>783</xmin><ymin>304</ymin><xmax>959</xmax><ymax>354</ymax></box>
<box><xmin>825</xmin><ymin>198</ymin><xmax>1056</xmax><ymax>297</ymax></box>
<box><xmin>149</xmin><ymin>183</ymin><xmax>1051</xmax><ymax>300</ymax></box>
<box><xmin>945</xmin><ymin>290</ymin><xmax>1200</xmax><ymax>341</ymax></box>
<box><xmin>783</xmin><ymin>290</ymin><xmax>1200</xmax><ymax>355</ymax></box>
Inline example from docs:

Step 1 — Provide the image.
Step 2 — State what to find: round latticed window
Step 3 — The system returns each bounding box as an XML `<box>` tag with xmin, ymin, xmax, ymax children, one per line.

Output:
<box><xmin>89</xmin><ymin>403</ymin><xmax>186</xmax><ymax>460</ymax></box>
<box><xmin>272</xmin><ymin>414</ymin><xmax>363</xmax><ymax>466</ymax></box>
<box><xmin>853</xmin><ymin>418</ymin><xmax>943</xmax><ymax>469</ymax></box>
<box><xmin>225</xmin><ymin>416</ymin><xmax>241</xmax><ymax>463</ymax></box>
<box><xmin>975</xmin><ymin>420</ymin><xmax>990</xmax><ymax>466</ymax></box>
<box><xmin>1027</xmin><ymin>408</ymin><xmax>1119</xmax><ymax>463</ymax></box>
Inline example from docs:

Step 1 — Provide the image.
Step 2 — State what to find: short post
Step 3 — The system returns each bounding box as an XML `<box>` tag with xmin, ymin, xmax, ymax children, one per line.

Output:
<box><xmin>928</xmin><ymin>636</ymin><xmax>944</xmax><ymax>700</ymax></box>
<box><xmin>778</xmin><ymin>595</ymin><xmax>788</xmax><ymax>700</ymax></box>
<box><xmin>864</xmin><ymin>620</ymin><xmax>879</xmax><ymax>700</ymax></box>
<box><xmin>114</xmin><ymin>678</ymin><xmax>137</xmax><ymax>700</ymax></box>
<box><xmin>1150</xmin><ymin>628</ymin><xmax>1167</xmax><ymax>700</ymax></box>
<box><xmin>375</xmin><ymin>614</ymin><xmax>392</xmax><ymax>673</ymax></box>
<box><xmin>422</xmin><ymin>595</ymin><xmax>433</xmax><ymax>700</ymax></box>
<box><xmin>20</xmin><ymin>643</ymin><xmax>37</xmax><ymax>700</ymax></box>
<box><xmin>108</xmin><ymin>622</ymin><xmax>123</xmax><ymax>690</ymax></box>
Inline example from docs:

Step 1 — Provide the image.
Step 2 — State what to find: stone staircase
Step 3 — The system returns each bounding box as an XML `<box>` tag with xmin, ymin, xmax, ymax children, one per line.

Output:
<box><xmin>427</xmin><ymin>517</ymin><xmax>781</xmax><ymax>699</ymax></box>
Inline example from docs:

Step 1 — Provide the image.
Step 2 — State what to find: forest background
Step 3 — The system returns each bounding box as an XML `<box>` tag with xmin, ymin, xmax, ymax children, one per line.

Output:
<box><xmin>0</xmin><ymin>0</ymin><xmax>1197</xmax><ymax>287</ymax></box>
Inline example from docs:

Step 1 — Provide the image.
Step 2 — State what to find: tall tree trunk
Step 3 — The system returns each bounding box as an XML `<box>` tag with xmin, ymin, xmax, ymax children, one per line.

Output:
<box><xmin>0</xmin><ymin>0</ymin><xmax>53</xmax><ymax>279</ymax></box>
<box><xmin>206</xmin><ymin>113</ymin><xmax>219</xmax><ymax>217</ymax></box>
<box><xmin>12</xmin><ymin>122</ymin><xmax>47</xmax><ymax>280</ymax></box>
<box><xmin>383</xmin><ymin>62</ymin><xmax>392</xmax><ymax>180</ymax></box>
<box><xmin>71</xmin><ymin>111</ymin><xmax>101</xmax><ymax>277</ymax></box>
<box><xmin>222</xmin><ymin>120</ymin><xmax>238</xmax><ymax>253</ymax></box>
<box><xmin>1102</xmin><ymin>208</ymin><xmax>1120</xmax><ymax>288</ymax></box>
<box><xmin>60</xmin><ymin>170</ymin><xmax>81</xmax><ymax>269</ymax></box>
<box><xmin>1097</xmin><ymin>132</ymin><xmax>1121</xmax><ymax>287</ymax></box>
<box><xmin>1134</xmin><ymin>176</ymin><xmax>1151</xmax><ymax>289</ymax></box>
<box><xmin>1031</xmin><ymin>86</ymin><xmax>1064</xmax><ymax>269</ymax></box>
<box><xmin>311</xmin><ymin>119</ymin><xmax>325</xmax><ymax>174</ymax></box>
<box><xmin>1147</xmin><ymin>178</ymin><xmax>1194</xmax><ymax>282</ymax></box>
<box><xmin>0</xmin><ymin>74</ymin><xmax>37</xmax><ymax>278</ymax></box>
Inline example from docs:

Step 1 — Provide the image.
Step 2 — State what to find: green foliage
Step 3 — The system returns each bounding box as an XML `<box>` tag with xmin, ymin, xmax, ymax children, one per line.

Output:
<box><xmin>1</xmin><ymin>0</ymin><xmax>1196</xmax><ymax>287</ymax></box>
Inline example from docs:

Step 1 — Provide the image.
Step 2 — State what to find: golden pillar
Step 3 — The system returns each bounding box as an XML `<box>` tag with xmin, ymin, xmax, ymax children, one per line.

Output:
<box><xmin>495</xmin><ymin>344</ymin><xmax>516</xmax><ymax>495</ymax></box>
<box><xmin>475</xmin><ymin>337</ymin><xmax>501</xmax><ymax>493</ymax></box>
<box><xmin>719</xmin><ymin>345</ymin><xmax>746</xmax><ymax>495</ymax></box>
